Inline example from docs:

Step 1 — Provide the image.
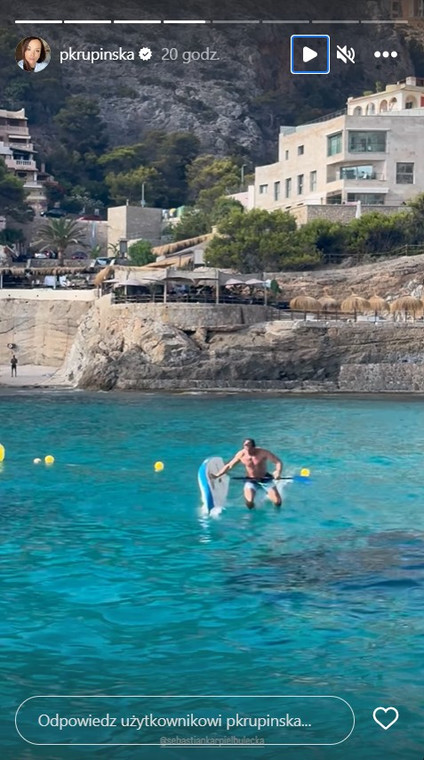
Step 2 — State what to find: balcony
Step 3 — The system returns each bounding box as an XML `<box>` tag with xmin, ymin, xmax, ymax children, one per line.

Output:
<box><xmin>8</xmin><ymin>140</ymin><xmax>33</xmax><ymax>148</ymax></box>
<box><xmin>5</xmin><ymin>126</ymin><xmax>29</xmax><ymax>136</ymax></box>
<box><xmin>5</xmin><ymin>158</ymin><xmax>36</xmax><ymax>170</ymax></box>
<box><xmin>24</xmin><ymin>181</ymin><xmax>44</xmax><ymax>190</ymax></box>
<box><xmin>325</xmin><ymin>178</ymin><xmax>389</xmax><ymax>197</ymax></box>
<box><xmin>327</xmin><ymin>168</ymin><xmax>386</xmax><ymax>184</ymax></box>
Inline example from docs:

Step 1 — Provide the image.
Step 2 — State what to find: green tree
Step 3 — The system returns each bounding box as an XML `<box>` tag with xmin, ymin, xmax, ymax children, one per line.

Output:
<box><xmin>172</xmin><ymin>209</ymin><xmax>209</xmax><ymax>241</ymax></box>
<box><xmin>0</xmin><ymin>227</ymin><xmax>25</xmax><ymax>246</ymax></box>
<box><xmin>128</xmin><ymin>240</ymin><xmax>155</xmax><ymax>266</ymax></box>
<box><xmin>406</xmin><ymin>193</ymin><xmax>424</xmax><ymax>244</ymax></box>
<box><xmin>297</xmin><ymin>219</ymin><xmax>349</xmax><ymax>263</ymax></box>
<box><xmin>172</xmin><ymin>197</ymin><xmax>243</xmax><ymax>243</ymax></box>
<box><xmin>105</xmin><ymin>166</ymin><xmax>162</xmax><ymax>206</ymax></box>
<box><xmin>99</xmin><ymin>131</ymin><xmax>200</xmax><ymax>207</ymax></box>
<box><xmin>205</xmin><ymin>208</ymin><xmax>321</xmax><ymax>272</ymax></box>
<box><xmin>143</xmin><ymin>131</ymin><xmax>200</xmax><ymax>207</ymax></box>
<box><xmin>211</xmin><ymin>197</ymin><xmax>244</xmax><ymax>225</ymax></box>
<box><xmin>54</xmin><ymin>97</ymin><xmax>108</xmax><ymax>156</ymax></box>
<box><xmin>347</xmin><ymin>211</ymin><xmax>409</xmax><ymax>256</ymax></box>
<box><xmin>0</xmin><ymin>159</ymin><xmax>31</xmax><ymax>221</ymax></box>
<box><xmin>35</xmin><ymin>218</ymin><xmax>85</xmax><ymax>265</ymax></box>
<box><xmin>187</xmin><ymin>156</ymin><xmax>242</xmax><ymax>214</ymax></box>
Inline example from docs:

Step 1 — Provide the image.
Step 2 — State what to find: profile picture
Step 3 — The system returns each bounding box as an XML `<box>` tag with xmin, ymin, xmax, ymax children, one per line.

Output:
<box><xmin>15</xmin><ymin>37</ymin><xmax>51</xmax><ymax>73</ymax></box>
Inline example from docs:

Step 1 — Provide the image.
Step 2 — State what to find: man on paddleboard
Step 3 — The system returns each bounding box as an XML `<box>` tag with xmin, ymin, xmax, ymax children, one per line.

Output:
<box><xmin>212</xmin><ymin>438</ymin><xmax>283</xmax><ymax>509</ymax></box>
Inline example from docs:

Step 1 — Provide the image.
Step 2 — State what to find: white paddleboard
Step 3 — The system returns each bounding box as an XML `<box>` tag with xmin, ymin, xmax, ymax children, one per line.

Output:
<box><xmin>198</xmin><ymin>457</ymin><xmax>229</xmax><ymax>511</ymax></box>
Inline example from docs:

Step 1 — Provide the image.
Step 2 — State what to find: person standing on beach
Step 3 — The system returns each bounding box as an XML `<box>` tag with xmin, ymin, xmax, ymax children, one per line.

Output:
<box><xmin>10</xmin><ymin>354</ymin><xmax>18</xmax><ymax>377</ymax></box>
<box><xmin>212</xmin><ymin>438</ymin><xmax>283</xmax><ymax>509</ymax></box>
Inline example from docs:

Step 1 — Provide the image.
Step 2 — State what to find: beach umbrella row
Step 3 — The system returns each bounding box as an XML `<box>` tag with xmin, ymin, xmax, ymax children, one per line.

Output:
<box><xmin>289</xmin><ymin>290</ymin><xmax>424</xmax><ymax>319</ymax></box>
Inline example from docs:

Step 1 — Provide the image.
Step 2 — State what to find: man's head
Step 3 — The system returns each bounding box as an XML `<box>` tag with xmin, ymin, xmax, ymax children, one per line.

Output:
<box><xmin>243</xmin><ymin>438</ymin><xmax>256</xmax><ymax>452</ymax></box>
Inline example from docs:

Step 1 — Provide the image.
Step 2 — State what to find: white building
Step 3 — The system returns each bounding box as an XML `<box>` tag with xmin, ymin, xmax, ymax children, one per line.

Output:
<box><xmin>254</xmin><ymin>77</ymin><xmax>424</xmax><ymax>214</ymax></box>
<box><xmin>0</xmin><ymin>107</ymin><xmax>47</xmax><ymax>213</ymax></box>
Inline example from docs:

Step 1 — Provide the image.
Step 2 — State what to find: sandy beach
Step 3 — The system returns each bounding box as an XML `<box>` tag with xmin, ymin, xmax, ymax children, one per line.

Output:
<box><xmin>0</xmin><ymin>365</ymin><xmax>71</xmax><ymax>388</ymax></box>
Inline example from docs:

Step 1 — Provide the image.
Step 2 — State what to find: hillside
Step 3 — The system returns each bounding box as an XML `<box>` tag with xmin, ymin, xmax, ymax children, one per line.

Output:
<box><xmin>4</xmin><ymin>0</ymin><xmax>420</xmax><ymax>164</ymax></box>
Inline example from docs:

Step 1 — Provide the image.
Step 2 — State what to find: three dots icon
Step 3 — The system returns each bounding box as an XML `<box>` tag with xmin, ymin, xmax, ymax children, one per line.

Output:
<box><xmin>374</xmin><ymin>50</ymin><xmax>398</xmax><ymax>59</ymax></box>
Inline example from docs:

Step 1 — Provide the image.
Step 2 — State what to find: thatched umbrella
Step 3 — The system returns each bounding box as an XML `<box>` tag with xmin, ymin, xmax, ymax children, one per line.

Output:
<box><xmin>94</xmin><ymin>265</ymin><xmax>113</xmax><ymax>287</ymax></box>
<box><xmin>390</xmin><ymin>295</ymin><xmax>423</xmax><ymax>321</ymax></box>
<box><xmin>340</xmin><ymin>291</ymin><xmax>370</xmax><ymax>320</ymax></box>
<box><xmin>368</xmin><ymin>294</ymin><xmax>389</xmax><ymax>320</ymax></box>
<box><xmin>289</xmin><ymin>291</ymin><xmax>321</xmax><ymax>320</ymax></box>
<box><xmin>319</xmin><ymin>287</ymin><xmax>339</xmax><ymax>316</ymax></box>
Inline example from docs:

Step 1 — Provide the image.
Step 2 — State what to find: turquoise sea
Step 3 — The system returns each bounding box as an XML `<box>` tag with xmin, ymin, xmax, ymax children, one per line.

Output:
<box><xmin>1</xmin><ymin>392</ymin><xmax>424</xmax><ymax>759</ymax></box>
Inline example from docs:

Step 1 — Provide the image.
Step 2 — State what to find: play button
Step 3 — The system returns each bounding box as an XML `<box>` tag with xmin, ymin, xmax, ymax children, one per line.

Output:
<box><xmin>291</xmin><ymin>35</ymin><xmax>331</xmax><ymax>75</ymax></box>
<box><xmin>303</xmin><ymin>46</ymin><xmax>318</xmax><ymax>63</ymax></box>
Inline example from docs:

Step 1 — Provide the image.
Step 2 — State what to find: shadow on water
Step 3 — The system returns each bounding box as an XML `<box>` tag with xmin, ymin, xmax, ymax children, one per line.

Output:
<box><xmin>225</xmin><ymin>530</ymin><xmax>424</xmax><ymax>599</ymax></box>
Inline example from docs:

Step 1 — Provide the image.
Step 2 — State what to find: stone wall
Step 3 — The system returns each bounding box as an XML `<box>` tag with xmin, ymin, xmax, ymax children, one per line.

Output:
<box><xmin>290</xmin><ymin>204</ymin><xmax>404</xmax><ymax>226</ymax></box>
<box><xmin>339</xmin><ymin>363</ymin><xmax>424</xmax><ymax>392</ymax></box>
<box><xmin>0</xmin><ymin>294</ymin><xmax>94</xmax><ymax>365</ymax></box>
<box><xmin>109</xmin><ymin>302</ymin><xmax>278</xmax><ymax>330</ymax></box>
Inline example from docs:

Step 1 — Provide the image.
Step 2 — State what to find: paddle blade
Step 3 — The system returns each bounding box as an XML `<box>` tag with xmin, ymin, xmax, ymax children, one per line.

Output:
<box><xmin>292</xmin><ymin>475</ymin><xmax>311</xmax><ymax>484</ymax></box>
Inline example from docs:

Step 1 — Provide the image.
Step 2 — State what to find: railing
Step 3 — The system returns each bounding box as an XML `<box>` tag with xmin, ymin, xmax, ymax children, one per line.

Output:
<box><xmin>303</xmin><ymin>108</ymin><xmax>347</xmax><ymax>125</ymax></box>
<box><xmin>105</xmin><ymin>295</ymin><xmax>424</xmax><ymax>325</ymax></box>
<box><xmin>339</xmin><ymin>173</ymin><xmax>385</xmax><ymax>181</ymax></box>
<box><xmin>111</xmin><ymin>292</ymin><xmax>279</xmax><ymax>307</ymax></box>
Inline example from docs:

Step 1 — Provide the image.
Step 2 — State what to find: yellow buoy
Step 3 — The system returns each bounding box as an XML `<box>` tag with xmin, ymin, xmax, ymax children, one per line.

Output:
<box><xmin>300</xmin><ymin>468</ymin><xmax>310</xmax><ymax>478</ymax></box>
<box><xmin>154</xmin><ymin>461</ymin><xmax>164</xmax><ymax>472</ymax></box>
<box><xmin>33</xmin><ymin>458</ymin><xmax>42</xmax><ymax>464</ymax></box>
<box><xmin>0</xmin><ymin>444</ymin><xmax>4</xmax><ymax>463</ymax></box>
<box><xmin>45</xmin><ymin>455</ymin><xmax>55</xmax><ymax>465</ymax></box>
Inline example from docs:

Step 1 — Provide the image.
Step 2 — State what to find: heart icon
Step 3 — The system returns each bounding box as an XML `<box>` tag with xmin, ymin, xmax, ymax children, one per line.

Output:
<box><xmin>373</xmin><ymin>707</ymin><xmax>399</xmax><ymax>730</ymax></box>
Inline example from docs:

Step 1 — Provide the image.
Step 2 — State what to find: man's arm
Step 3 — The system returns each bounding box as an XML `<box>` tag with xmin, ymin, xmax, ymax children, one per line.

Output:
<box><xmin>212</xmin><ymin>451</ymin><xmax>243</xmax><ymax>478</ymax></box>
<box><xmin>265</xmin><ymin>450</ymin><xmax>283</xmax><ymax>479</ymax></box>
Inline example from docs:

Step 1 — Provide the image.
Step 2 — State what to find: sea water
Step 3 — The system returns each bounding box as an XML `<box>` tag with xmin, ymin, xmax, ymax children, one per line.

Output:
<box><xmin>1</xmin><ymin>392</ymin><xmax>424</xmax><ymax>759</ymax></box>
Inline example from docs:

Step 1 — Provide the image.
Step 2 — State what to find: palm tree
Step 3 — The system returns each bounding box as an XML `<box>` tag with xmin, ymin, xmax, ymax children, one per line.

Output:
<box><xmin>35</xmin><ymin>218</ymin><xmax>85</xmax><ymax>265</ymax></box>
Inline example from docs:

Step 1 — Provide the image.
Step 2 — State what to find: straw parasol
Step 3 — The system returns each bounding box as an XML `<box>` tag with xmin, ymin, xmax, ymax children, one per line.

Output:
<box><xmin>93</xmin><ymin>265</ymin><xmax>113</xmax><ymax>287</ymax></box>
<box><xmin>368</xmin><ymin>294</ymin><xmax>389</xmax><ymax>317</ymax></box>
<box><xmin>319</xmin><ymin>287</ymin><xmax>339</xmax><ymax>314</ymax></box>
<box><xmin>340</xmin><ymin>291</ymin><xmax>370</xmax><ymax>317</ymax></box>
<box><xmin>390</xmin><ymin>295</ymin><xmax>423</xmax><ymax>321</ymax></box>
<box><xmin>289</xmin><ymin>291</ymin><xmax>322</xmax><ymax>319</ymax></box>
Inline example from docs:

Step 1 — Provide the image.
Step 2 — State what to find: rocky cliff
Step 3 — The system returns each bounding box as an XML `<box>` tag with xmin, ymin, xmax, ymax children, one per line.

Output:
<box><xmin>60</xmin><ymin>297</ymin><xmax>424</xmax><ymax>393</ymax></box>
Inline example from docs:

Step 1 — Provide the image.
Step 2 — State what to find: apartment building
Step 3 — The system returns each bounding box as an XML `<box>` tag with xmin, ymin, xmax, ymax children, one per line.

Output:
<box><xmin>254</xmin><ymin>77</ymin><xmax>424</xmax><ymax>214</ymax></box>
<box><xmin>0</xmin><ymin>107</ymin><xmax>47</xmax><ymax>213</ymax></box>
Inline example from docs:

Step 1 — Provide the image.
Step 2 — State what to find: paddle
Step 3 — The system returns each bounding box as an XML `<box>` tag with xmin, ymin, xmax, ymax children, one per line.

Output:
<box><xmin>230</xmin><ymin>469</ymin><xmax>311</xmax><ymax>485</ymax></box>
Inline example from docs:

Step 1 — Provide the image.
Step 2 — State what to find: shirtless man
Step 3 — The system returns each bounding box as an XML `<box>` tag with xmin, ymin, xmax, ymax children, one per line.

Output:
<box><xmin>213</xmin><ymin>438</ymin><xmax>283</xmax><ymax>509</ymax></box>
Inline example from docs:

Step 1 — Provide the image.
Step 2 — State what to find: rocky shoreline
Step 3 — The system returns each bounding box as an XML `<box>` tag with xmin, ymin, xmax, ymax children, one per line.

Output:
<box><xmin>3</xmin><ymin>253</ymin><xmax>424</xmax><ymax>395</ymax></box>
<box><xmin>59</xmin><ymin>310</ymin><xmax>424</xmax><ymax>394</ymax></box>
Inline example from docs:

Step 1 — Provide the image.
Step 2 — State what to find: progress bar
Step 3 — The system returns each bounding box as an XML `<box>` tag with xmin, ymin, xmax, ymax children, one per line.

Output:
<box><xmin>14</xmin><ymin>18</ymin><xmax>410</xmax><ymax>25</ymax></box>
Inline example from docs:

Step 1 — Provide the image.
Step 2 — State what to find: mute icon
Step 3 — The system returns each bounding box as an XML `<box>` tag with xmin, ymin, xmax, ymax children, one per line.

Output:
<box><xmin>337</xmin><ymin>45</ymin><xmax>356</xmax><ymax>64</ymax></box>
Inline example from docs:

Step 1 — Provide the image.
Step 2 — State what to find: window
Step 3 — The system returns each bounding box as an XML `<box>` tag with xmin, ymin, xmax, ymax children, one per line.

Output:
<box><xmin>340</xmin><ymin>165</ymin><xmax>376</xmax><ymax>180</ymax></box>
<box><xmin>396</xmin><ymin>162</ymin><xmax>414</xmax><ymax>184</ymax></box>
<box><xmin>285</xmin><ymin>150</ymin><xmax>289</xmax><ymax>160</ymax></box>
<box><xmin>310</xmin><ymin>171</ymin><xmax>317</xmax><ymax>191</ymax></box>
<box><xmin>327</xmin><ymin>132</ymin><xmax>343</xmax><ymax>156</ymax></box>
<box><xmin>274</xmin><ymin>181</ymin><xmax>281</xmax><ymax>201</ymax></box>
<box><xmin>298</xmin><ymin>145</ymin><xmax>304</xmax><ymax>155</ymax></box>
<box><xmin>285</xmin><ymin>178</ymin><xmax>292</xmax><ymax>198</ymax></box>
<box><xmin>348</xmin><ymin>131</ymin><xmax>387</xmax><ymax>153</ymax></box>
<box><xmin>347</xmin><ymin>193</ymin><xmax>385</xmax><ymax>205</ymax></box>
<box><xmin>327</xmin><ymin>193</ymin><xmax>342</xmax><ymax>205</ymax></box>
<box><xmin>391</xmin><ymin>1</ymin><xmax>402</xmax><ymax>17</ymax></box>
<box><xmin>259</xmin><ymin>184</ymin><xmax>268</xmax><ymax>195</ymax></box>
<box><xmin>297</xmin><ymin>174</ymin><xmax>304</xmax><ymax>195</ymax></box>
